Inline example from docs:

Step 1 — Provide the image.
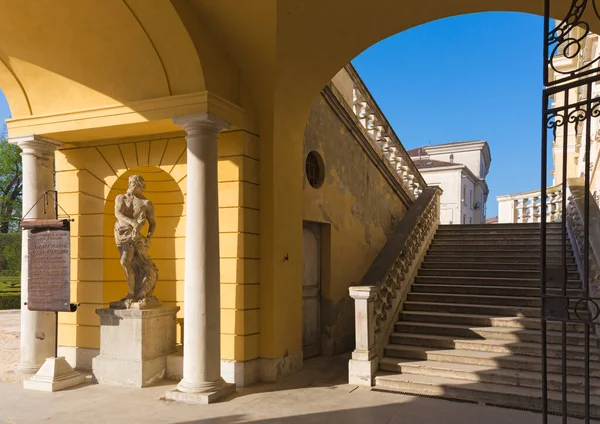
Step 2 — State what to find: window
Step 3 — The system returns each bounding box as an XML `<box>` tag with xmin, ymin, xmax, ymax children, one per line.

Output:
<box><xmin>305</xmin><ymin>151</ymin><xmax>325</xmax><ymax>188</ymax></box>
<box><xmin>469</xmin><ymin>190</ymin><xmax>473</xmax><ymax>209</ymax></box>
<box><xmin>469</xmin><ymin>217</ymin><xmax>472</xmax><ymax>224</ymax></box>
<box><xmin>463</xmin><ymin>185</ymin><xmax>466</xmax><ymax>205</ymax></box>
<box><xmin>463</xmin><ymin>214</ymin><xmax>466</xmax><ymax>224</ymax></box>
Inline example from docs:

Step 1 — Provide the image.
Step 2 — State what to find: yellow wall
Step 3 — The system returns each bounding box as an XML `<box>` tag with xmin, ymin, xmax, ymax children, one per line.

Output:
<box><xmin>302</xmin><ymin>92</ymin><xmax>408</xmax><ymax>355</ymax></box>
<box><xmin>55</xmin><ymin>130</ymin><xmax>260</xmax><ymax>362</ymax></box>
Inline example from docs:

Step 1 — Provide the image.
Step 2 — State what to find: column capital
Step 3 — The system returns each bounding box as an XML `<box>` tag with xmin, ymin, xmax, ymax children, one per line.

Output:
<box><xmin>173</xmin><ymin>113</ymin><xmax>230</xmax><ymax>136</ymax></box>
<box><xmin>349</xmin><ymin>285</ymin><xmax>377</xmax><ymax>300</ymax></box>
<box><xmin>9</xmin><ymin>135</ymin><xmax>63</xmax><ymax>156</ymax></box>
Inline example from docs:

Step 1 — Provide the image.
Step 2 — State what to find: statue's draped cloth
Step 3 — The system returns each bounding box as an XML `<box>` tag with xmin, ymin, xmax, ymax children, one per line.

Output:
<box><xmin>114</xmin><ymin>211</ymin><xmax>158</xmax><ymax>301</ymax></box>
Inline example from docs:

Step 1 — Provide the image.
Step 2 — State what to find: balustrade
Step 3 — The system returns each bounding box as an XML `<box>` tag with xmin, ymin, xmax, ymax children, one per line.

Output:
<box><xmin>351</xmin><ymin>85</ymin><xmax>424</xmax><ymax>199</ymax></box>
<box><xmin>348</xmin><ymin>187</ymin><xmax>441</xmax><ymax>385</ymax></box>
<box><xmin>497</xmin><ymin>185</ymin><xmax>563</xmax><ymax>223</ymax></box>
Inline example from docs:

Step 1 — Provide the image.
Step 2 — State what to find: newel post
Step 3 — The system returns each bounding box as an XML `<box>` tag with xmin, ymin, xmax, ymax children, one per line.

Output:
<box><xmin>348</xmin><ymin>285</ymin><xmax>378</xmax><ymax>386</ymax></box>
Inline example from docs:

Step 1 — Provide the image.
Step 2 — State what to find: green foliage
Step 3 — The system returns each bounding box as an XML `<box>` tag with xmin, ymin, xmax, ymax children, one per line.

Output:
<box><xmin>0</xmin><ymin>137</ymin><xmax>21</xmax><ymax>233</ymax></box>
<box><xmin>0</xmin><ymin>293</ymin><xmax>20</xmax><ymax>309</ymax></box>
<box><xmin>0</xmin><ymin>233</ymin><xmax>20</xmax><ymax>275</ymax></box>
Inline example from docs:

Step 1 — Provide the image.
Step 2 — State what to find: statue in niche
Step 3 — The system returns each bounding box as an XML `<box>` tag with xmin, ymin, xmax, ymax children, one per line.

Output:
<box><xmin>111</xmin><ymin>175</ymin><xmax>160</xmax><ymax>309</ymax></box>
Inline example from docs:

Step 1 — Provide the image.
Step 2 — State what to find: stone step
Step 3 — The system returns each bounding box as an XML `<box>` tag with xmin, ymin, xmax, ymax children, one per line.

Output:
<box><xmin>403</xmin><ymin>300</ymin><xmax>591</xmax><ymax>319</ymax></box>
<box><xmin>407</xmin><ymin>292</ymin><xmax>583</xmax><ymax>309</ymax></box>
<box><xmin>420</xmin><ymin>261</ymin><xmax>578</xmax><ymax>271</ymax></box>
<box><xmin>432</xmin><ymin>238</ymin><xmax>570</xmax><ymax>245</ymax></box>
<box><xmin>379</xmin><ymin>358</ymin><xmax>600</xmax><ymax>395</ymax></box>
<box><xmin>411</xmin><ymin>283</ymin><xmax>584</xmax><ymax>298</ymax></box>
<box><xmin>424</xmin><ymin>255</ymin><xmax>576</xmax><ymax>264</ymax></box>
<box><xmin>392</xmin><ymin>322</ymin><xmax>597</xmax><ymax>346</ymax></box>
<box><xmin>381</xmin><ymin>345</ymin><xmax>600</xmax><ymax>377</ymax></box>
<box><xmin>414</xmin><ymin>275</ymin><xmax>582</xmax><ymax>288</ymax></box>
<box><xmin>438</xmin><ymin>223</ymin><xmax>561</xmax><ymax>229</ymax></box>
<box><xmin>428</xmin><ymin>244</ymin><xmax>570</xmax><ymax>252</ymax></box>
<box><xmin>374</xmin><ymin>372</ymin><xmax>600</xmax><ymax>417</ymax></box>
<box><xmin>434</xmin><ymin>233</ymin><xmax>565</xmax><ymax>240</ymax></box>
<box><xmin>418</xmin><ymin>268</ymin><xmax>580</xmax><ymax>280</ymax></box>
<box><xmin>398</xmin><ymin>310</ymin><xmax>588</xmax><ymax>332</ymax></box>
<box><xmin>425</xmin><ymin>249</ymin><xmax>573</xmax><ymax>258</ymax></box>
<box><xmin>387</xmin><ymin>333</ymin><xmax>600</xmax><ymax>360</ymax></box>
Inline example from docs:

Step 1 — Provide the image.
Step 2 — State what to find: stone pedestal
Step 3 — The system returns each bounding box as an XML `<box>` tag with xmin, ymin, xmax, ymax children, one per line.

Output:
<box><xmin>23</xmin><ymin>357</ymin><xmax>85</xmax><ymax>392</ymax></box>
<box><xmin>93</xmin><ymin>306</ymin><xmax>180</xmax><ymax>388</ymax></box>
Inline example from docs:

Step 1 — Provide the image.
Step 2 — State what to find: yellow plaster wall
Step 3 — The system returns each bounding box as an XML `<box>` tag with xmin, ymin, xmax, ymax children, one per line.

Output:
<box><xmin>302</xmin><ymin>93</ymin><xmax>408</xmax><ymax>355</ymax></box>
<box><xmin>55</xmin><ymin>131</ymin><xmax>260</xmax><ymax>360</ymax></box>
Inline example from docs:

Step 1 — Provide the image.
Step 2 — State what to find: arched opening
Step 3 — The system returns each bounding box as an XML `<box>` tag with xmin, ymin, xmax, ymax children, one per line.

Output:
<box><xmin>103</xmin><ymin>166</ymin><xmax>185</xmax><ymax>341</ymax></box>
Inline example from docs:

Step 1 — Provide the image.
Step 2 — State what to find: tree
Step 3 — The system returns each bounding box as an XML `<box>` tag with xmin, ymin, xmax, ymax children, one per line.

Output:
<box><xmin>0</xmin><ymin>133</ymin><xmax>22</xmax><ymax>233</ymax></box>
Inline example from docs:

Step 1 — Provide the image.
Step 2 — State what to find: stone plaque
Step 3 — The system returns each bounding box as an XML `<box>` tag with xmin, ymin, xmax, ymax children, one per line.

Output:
<box><xmin>26</xmin><ymin>225</ymin><xmax>71</xmax><ymax>312</ymax></box>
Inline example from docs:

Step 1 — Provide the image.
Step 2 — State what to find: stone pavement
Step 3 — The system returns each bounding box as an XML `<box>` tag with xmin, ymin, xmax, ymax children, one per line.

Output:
<box><xmin>0</xmin><ymin>310</ymin><xmax>595</xmax><ymax>423</ymax></box>
<box><xmin>0</xmin><ymin>310</ymin><xmax>19</xmax><ymax>382</ymax></box>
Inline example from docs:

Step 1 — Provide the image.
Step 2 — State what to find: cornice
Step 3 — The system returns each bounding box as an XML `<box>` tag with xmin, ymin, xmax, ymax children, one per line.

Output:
<box><xmin>6</xmin><ymin>91</ymin><xmax>247</xmax><ymax>142</ymax></box>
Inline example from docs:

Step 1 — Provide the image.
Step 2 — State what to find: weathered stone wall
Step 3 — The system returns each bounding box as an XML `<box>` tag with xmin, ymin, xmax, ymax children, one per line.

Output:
<box><xmin>302</xmin><ymin>94</ymin><xmax>408</xmax><ymax>356</ymax></box>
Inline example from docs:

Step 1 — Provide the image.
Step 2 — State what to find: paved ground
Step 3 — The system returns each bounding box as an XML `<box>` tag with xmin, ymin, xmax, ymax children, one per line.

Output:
<box><xmin>0</xmin><ymin>310</ymin><xmax>19</xmax><ymax>381</ymax></box>
<box><xmin>0</xmin><ymin>310</ymin><xmax>595</xmax><ymax>423</ymax></box>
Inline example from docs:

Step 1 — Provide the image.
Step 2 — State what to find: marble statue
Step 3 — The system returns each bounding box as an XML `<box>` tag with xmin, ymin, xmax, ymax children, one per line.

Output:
<box><xmin>112</xmin><ymin>175</ymin><xmax>159</xmax><ymax>309</ymax></box>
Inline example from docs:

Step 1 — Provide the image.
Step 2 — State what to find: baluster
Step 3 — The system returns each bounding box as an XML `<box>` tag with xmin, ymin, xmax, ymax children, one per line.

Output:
<box><xmin>408</xmin><ymin>175</ymin><xmax>416</xmax><ymax>196</ymax></box>
<box><xmin>388</xmin><ymin>146</ymin><xmax>398</xmax><ymax>167</ymax></box>
<box><xmin>413</xmin><ymin>182</ymin><xmax>420</xmax><ymax>197</ymax></box>
<box><xmin>532</xmin><ymin>196</ymin><xmax>540</xmax><ymax>222</ymax></box>
<box><xmin>547</xmin><ymin>192</ymin><xmax>554</xmax><ymax>222</ymax></box>
<box><xmin>519</xmin><ymin>198</ymin><xmax>528</xmax><ymax>223</ymax></box>
<box><xmin>375</xmin><ymin>126</ymin><xmax>385</xmax><ymax>150</ymax></box>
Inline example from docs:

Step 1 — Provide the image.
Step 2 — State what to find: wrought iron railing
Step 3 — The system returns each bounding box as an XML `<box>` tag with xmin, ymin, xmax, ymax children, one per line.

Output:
<box><xmin>348</xmin><ymin>187</ymin><xmax>441</xmax><ymax>385</ymax></box>
<box><xmin>565</xmin><ymin>178</ymin><xmax>600</xmax><ymax>336</ymax></box>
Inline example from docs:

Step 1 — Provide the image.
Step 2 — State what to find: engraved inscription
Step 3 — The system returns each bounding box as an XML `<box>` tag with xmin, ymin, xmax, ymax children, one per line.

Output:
<box><xmin>27</xmin><ymin>229</ymin><xmax>71</xmax><ymax>312</ymax></box>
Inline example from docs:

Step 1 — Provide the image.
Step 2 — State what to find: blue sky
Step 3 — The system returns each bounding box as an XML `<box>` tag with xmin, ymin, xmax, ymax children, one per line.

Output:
<box><xmin>0</xmin><ymin>12</ymin><xmax>546</xmax><ymax>217</ymax></box>
<box><xmin>353</xmin><ymin>12</ymin><xmax>547</xmax><ymax>217</ymax></box>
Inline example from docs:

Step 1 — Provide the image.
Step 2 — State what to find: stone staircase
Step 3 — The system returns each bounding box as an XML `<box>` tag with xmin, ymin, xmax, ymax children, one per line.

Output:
<box><xmin>374</xmin><ymin>223</ymin><xmax>600</xmax><ymax>417</ymax></box>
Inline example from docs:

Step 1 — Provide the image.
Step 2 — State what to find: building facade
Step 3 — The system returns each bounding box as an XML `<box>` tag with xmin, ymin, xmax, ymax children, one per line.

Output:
<box><xmin>0</xmin><ymin>1</ymin><xmax>588</xmax><ymax>402</ymax></box>
<box><xmin>408</xmin><ymin>141</ymin><xmax>491</xmax><ymax>224</ymax></box>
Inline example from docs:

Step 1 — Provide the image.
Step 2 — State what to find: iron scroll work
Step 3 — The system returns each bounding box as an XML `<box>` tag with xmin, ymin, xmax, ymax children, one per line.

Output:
<box><xmin>542</xmin><ymin>1</ymin><xmax>600</xmax><ymax>422</ymax></box>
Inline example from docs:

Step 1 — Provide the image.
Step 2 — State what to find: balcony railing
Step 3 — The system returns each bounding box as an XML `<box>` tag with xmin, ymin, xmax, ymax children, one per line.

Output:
<box><xmin>344</xmin><ymin>65</ymin><xmax>425</xmax><ymax>199</ymax></box>
<box><xmin>496</xmin><ymin>185</ymin><xmax>563</xmax><ymax>223</ymax></box>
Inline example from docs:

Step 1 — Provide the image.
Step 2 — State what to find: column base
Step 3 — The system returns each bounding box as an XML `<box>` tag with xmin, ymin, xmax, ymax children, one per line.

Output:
<box><xmin>165</xmin><ymin>382</ymin><xmax>235</xmax><ymax>404</ymax></box>
<box><xmin>23</xmin><ymin>357</ymin><xmax>86</xmax><ymax>392</ymax></box>
<box><xmin>348</xmin><ymin>357</ymin><xmax>378</xmax><ymax>386</ymax></box>
<box><xmin>16</xmin><ymin>363</ymin><xmax>43</xmax><ymax>377</ymax></box>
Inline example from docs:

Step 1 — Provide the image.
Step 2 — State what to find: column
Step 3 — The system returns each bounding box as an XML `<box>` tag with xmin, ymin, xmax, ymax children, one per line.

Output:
<box><xmin>11</xmin><ymin>135</ymin><xmax>62</xmax><ymax>375</ymax></box>
<box><xmin>166</xmin><ymin>114</ymin><xmax>235</xmax><ymax>404</ymax></box>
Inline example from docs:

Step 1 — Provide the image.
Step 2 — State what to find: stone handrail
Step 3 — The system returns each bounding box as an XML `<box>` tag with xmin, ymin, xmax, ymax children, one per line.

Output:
<box><xmin>497</xmin><ymin>185</ymin><xmax>563</xmax><ymax>223</ymax></box>
<box><xmin>344</xmin><ymin>65</ymin><xmax>425</xmax><ymax>199</ymax></box>
<box><xmin>348</xmin><ymin>187</ymin><xmax>441</xmax><ymax>385</ymax></box>
<box><xmin>565</xmin><ymin>178</ymin><xmax>600</xmax><ymax>335</ymax></box>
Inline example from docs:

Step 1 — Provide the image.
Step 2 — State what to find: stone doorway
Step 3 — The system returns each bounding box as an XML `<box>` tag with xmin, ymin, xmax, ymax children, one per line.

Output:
<box><xmin>302</xmin><ymin>222</ymin><xmax>322</xmax><ymax>359</ymax></box>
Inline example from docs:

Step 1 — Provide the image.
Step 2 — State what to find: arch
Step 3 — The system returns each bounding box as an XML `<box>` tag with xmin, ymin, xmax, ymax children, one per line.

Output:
<box><xmin>0</xmin><ymin>0</ymin><xmax>218</xmax><ymax>118</ymax></box>
<box><xmin>103</xmin><ymin>167</ymin><xmax>185</xmax><ymax>332</ymax></box>
<box><xmin>55</xmin><ymin>137</ymin><xmax>189</xmax><ymax>349</ymax></box>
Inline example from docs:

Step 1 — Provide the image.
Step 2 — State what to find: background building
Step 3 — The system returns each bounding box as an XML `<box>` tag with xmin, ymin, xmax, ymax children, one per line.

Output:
<box><xmin>408</xmin><ymin>141</ymin><xmax>491</xmax><ymax>224</ymax></box>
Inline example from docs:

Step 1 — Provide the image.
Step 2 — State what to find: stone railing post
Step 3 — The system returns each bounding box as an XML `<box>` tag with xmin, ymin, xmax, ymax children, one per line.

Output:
<box><xmin>348</xmin><ymin>286</ymin><xmax>378</xmax><ymax>385</ymax></box>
